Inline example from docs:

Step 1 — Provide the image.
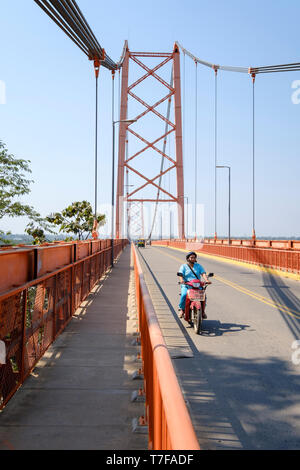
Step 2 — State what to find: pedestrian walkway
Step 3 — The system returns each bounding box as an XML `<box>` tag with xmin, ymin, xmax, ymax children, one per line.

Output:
<box><xmin>0</xmin><ymin>246</ymin><xmax>148</xmax><ymax>450</ymax></box>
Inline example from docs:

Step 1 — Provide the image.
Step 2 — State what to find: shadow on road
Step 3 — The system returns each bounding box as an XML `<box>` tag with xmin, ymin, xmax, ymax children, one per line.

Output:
<box><xmin>173</xmin><ymin>347</ymin><xmax>300</xmax><ymax>449</ymax></box>
<box><xmin>179</xmin><ymin>269</ymin><xmax>300</xmax><ymax>449</ymax></box>
<box><xmin>261</xmin><ymin>271</ymin><xmax>300</xmax><ymax>339</ymax></box>
<box><xmin>138</xmin><ymin>248</ymin><xmax>251</xmax><ymax>339</ymax></box>
<box><xmin>196</xmin><ymin>320</ymin><xmax>250</xmax><ymax>337</ymax></box>
<box><xmin>138</xmin><ymin>246</ymin><xmax>300</xmax><ymax>449</ymax></box>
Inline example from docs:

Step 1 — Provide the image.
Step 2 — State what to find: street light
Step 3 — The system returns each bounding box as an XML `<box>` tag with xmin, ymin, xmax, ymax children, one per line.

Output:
<box><xmin>216</xmin><ymin>165</ymin><xmax>231</xmax><ymax>244</ymax></box>
<box><xmin>111</xmin><ymin>118</ymin><xmax>137</xmax><ymax>266</ymax></box>
<box><xmin>124</xmin><ymin>184</ymin><xmax>134</xmax><ymax>240</ymax></box>
<box><xmin>178</xmin><ymin>196</ymin><xmax>189</xmax><ymax>240</ymax></box>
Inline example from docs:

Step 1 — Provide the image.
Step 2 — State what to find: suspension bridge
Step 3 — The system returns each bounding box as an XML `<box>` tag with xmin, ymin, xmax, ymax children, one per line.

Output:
<box><xmin>0</xmin><ymin>0</ymin><xmax>300</xmax><ymax>451</ymax></box>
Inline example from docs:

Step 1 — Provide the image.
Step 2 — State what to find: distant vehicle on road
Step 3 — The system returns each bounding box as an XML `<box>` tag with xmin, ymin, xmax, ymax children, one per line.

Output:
<box><xmin>137</xmin><ymin>239</ymin><xmax>145</xmax><ymax>247</ymax></box>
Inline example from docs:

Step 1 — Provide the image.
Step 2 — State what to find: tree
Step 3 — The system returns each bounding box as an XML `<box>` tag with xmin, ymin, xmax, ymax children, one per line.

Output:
<box><xmin>25</xmin><ymin>224</ymin><xmax>47</xmax><ymax>245</ymax></box>
<box><xmin>0</xmin><ymin>141</ymin><xmax>42</xmax><ymax>242</ymax></box>
<box><xmin>46</xmin><ymin>201</ymin><xmax>106</xmax><ymax>240</ymax></box>
<box><xmin>24</xmin><ymin>218</ymin><xmax>56</xmax><ymax>245</ymax></box>
<box><xmin>0</xmin><ymin>141</ymin><xmax>36</xmax><ymax>220</ymax></box>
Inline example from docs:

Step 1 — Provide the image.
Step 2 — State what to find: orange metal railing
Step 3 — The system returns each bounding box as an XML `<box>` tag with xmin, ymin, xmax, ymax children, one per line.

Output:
<box><xmin>132</xmin><ymin>243</ymin><xmax>200</xmax><ymax>450</ymax></box>
<box><xmin>152</xmin><ymin>239</ymin><xmax>300</xmax><ymax>275</ymax></box>
<box><xmin>0</xmin><ymin>239</ymin><xmax>128</xmax><ymax>409</ymax></box>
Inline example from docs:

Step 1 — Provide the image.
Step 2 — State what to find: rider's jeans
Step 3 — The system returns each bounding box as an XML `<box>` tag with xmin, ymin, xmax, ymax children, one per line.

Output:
<box><xmin>179</xmin><ymin>284</ymin><xmax>190</xmax><ymax>310</ymax></box>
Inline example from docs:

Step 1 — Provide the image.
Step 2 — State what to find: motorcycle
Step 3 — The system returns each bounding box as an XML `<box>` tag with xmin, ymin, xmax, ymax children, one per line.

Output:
<box><xmin>177</xmin><ymin>273</ymin><xmax>214</xmax><ymax>334</ymax></box>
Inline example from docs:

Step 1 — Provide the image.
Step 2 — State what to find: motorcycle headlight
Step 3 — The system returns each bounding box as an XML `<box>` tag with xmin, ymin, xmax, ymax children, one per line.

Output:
<box><xmin>193</xmin><ymin>283</ymin><xmax>200</xmax><ymax>288</ymax></box>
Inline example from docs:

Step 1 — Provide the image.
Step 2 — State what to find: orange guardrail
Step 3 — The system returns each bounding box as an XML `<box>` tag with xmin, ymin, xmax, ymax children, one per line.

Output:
<box><xmin>0</xmin><ymin>239</ymin><xmax>128</xmax><ymax>409</ymax></box>
<box><xmin>152</xmin><ymin>239</ymin><xmax>300</xmax><ymax>275</ymax></box>
<box><xmin>132</xmin><ymin>243</ymin><xmax>200</xmax><ymax>450</ymax></box>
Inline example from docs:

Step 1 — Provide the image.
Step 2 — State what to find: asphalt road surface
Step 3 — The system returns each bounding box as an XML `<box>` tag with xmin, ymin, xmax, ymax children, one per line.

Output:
<box><xmin>138</xmin><ymin>245</ymin><xmax>300</xmax><ymax>450</ymax></box>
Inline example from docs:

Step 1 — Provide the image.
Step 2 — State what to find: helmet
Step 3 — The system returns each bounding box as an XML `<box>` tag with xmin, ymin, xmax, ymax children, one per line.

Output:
<box><xmin>186</xmin><ymin>251</ymin><xmax>197</xmax><ymax>260</ymax></box>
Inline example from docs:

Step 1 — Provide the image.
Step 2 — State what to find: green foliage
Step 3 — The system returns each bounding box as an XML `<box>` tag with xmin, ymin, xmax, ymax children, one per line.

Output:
<box><xmin>0</xmin><ymin>230</ymin><xmax>13</xmax><ymax>245</ymax></box>
<box><xmin>24</xmin><ymin>224</ymin><xmax>47</xmax><ymax>245</ymax></box>
<box><xmin>24</xmin><ymin>213</ymin><xmax>57</xmax><ymax>245</ymax></box>
<box><xmin>0</xmin><ymin>140</ymin><xmax>36</xmax><ymax>220</ymax></box>
<box><xmin>0</xmin><ymin>142</ymin><xmax>106</xmax><ymax>244</ymax></box>
<box><xmin>0</xmin><ymin>141</ymin><xmax>43</xmax><ymax>244</ymax></box>
<box><xmin>46</xmin><ymin>200</ymin><xmax>106</xmax><ymax>240</ymax></box>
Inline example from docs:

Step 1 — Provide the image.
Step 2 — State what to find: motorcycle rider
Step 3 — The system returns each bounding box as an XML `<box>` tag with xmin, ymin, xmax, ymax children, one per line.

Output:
<box><xmin>178</xmin><ymin>251</ymin><xmax>211</xmax><ymax>319</ymax></box>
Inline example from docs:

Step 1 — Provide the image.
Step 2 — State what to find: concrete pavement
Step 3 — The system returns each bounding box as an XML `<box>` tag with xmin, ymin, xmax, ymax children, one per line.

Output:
<box><xmin>0</xmin><ymin>246</ymin><xmax>148</xmax><ymax>450</ymax></box>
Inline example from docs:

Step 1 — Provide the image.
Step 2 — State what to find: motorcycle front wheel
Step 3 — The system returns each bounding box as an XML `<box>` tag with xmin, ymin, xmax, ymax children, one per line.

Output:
<box><xmin>193</xmin><ymin>306</ymin><xmax>202</xmax><ymax>334</ymax></box>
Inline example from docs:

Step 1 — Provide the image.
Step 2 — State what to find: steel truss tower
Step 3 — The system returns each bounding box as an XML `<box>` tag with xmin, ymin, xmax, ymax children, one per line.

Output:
<box><xmin>116</xmin><ymin>43</ymin><xmax>184</xmax><ymax>239</ymax></box>
<box><xmin>127</xmin><ymin>201</ymin><xmax>144</xmax><ymax>240</ymax></box>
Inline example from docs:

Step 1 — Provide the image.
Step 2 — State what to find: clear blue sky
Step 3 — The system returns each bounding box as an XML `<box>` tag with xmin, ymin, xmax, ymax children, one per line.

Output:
<box><xmin>1</xmin><ymin>0</ymin><xmax>300</xmax><ymax>238</ymax></box>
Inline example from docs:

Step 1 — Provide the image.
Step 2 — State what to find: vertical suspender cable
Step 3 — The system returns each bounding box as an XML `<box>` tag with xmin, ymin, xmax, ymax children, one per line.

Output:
<box><xmin>214</xmin><ymin>67</ymin><xmax>218</xmax><ymax>239</ymax></box>
<box><xmin>125</xmin><ymin>81</ymin><xmax>129</xmax><ymax>239</ymax></box>
<box><xmin>111</xmin><ymin>71</ymin><xmax>115</xmax><ymax>264</ymax></box>
<box><xmin>125</xmin><ymin>136</ymin><xmax>129</xmax><ymax>238</ymax></box>
<box><xmin>183</xmin><ymin>51</ymin><xmax>186</xmax><ymax>167</ymax></box>
<box><xmin>125</xmin><ymin>64</ymin><xmax>130</xmax><ymax>238</ymax></box>
<box><xmin>126</xmin><ymin>153</ymin><xmax>129</xmax><ymax>238</ymax></box>
<box><xmin>169</xmin><ymin>134</ymin><xmax>171</xmax><ymax>238</ymax></box>
<box><xmin>95</xmin><ymin>73</ymin><xmax>98</xmax><ymax>219</ymax></box>
<box><xmin>94</xmin><ymin>60</ymin><xmax>100</xmax><ymax>221</ymax></box>
<box><xmin>194</xmin><ymin>61</ymin><xmax>198</xmax><ymax>238</ymax></box>
<box><xmin>111</xmin><ymin>71</ymin><xmax>115</xmax><ymax>237</ymax></box>
<box><xmin>118</xmin><ymin>68</ymin><xmax>121</xmax><ymax>121</ymax></box>
<box><xmin>252</xmin><ymin>73</ymin><xmax>256</xmax><ymax>239</ymax></box>
<box><xmin>183</xmin><ymin>52</ymin><xmax>186</xmax><ymax>239</ymax></box>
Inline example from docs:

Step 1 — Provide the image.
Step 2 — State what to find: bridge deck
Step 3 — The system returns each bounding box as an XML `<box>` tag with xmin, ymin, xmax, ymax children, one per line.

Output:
<box><xmin>138</xmin><ymin>245</ymin><xmax>300</xmax><ymax>450</ymax></box>
<box><xmin>1</xmin><ymin>244</ymin><xmax>300</xmax><ymax>450</ymax></box>
<box><xmin>0</xmin><ymin>246</ymin><xmax>147</xmax><ymax>450</ymax></box>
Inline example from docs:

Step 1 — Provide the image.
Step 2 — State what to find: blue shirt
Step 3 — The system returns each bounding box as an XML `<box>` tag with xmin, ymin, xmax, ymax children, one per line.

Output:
<box><xmin>178</xmin><ymin>262</ymin><xmax>206</xmax><ymax>282</ymax></box>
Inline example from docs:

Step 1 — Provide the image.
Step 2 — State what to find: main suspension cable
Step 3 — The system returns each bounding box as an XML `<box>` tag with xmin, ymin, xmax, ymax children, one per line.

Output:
<box><xmin>34</xmin><ymin>0</ymin><xmax>89</xmax><ymax>56</ymax></box>
<box><xmin>176</xmin><ymin>41</ymin><xmax>249</xmax><ymax>74</ymax></box>
<box><xmin>34</xmin><ymin>0</ymin><xmax>121</xmax><ymax>70</ymax></box>
<box><xmin>175</xmin><ymin>41</ymin><xmax>300</xmax><ymax>75</ymax></box>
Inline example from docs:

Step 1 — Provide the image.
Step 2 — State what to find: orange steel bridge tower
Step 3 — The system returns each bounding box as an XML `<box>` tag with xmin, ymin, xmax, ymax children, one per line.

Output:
<box><xmin>127</xmin><ymin>201</ymin><xmax>145</xmax><ymax>240</ymax></box>
<box><xmin>116</xmin><ymin>43</ymin><xmax>185</xmax><ymax>239</ymax></box>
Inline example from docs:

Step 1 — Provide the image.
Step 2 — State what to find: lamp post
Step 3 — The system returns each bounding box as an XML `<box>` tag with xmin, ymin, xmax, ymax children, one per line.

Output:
<box><xmin>124</xmin><ymin>183</ymin><xmax>134</xmax><ymax>240</ymax></box>
<box><xmin>178</xmin><ymin>196</ymin><xmax>189</xmax><ymax>239</ymax></box>
<box><xmin>111</xmin><ymin>119</ymin><xmax>136</xmax><ymax>267</ymax></box>
<box><xmin>216</xmin><ymin>165</ymin><xmax>231</xmax><ymax>244</ymax></box>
